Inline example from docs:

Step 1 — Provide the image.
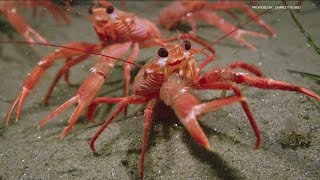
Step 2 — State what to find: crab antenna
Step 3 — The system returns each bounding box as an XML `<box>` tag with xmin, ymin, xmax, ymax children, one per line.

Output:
<box><xmin>201</xmin><ymin>2</ymin><xmax>283</xmax><ymax>52</ymax></box>
<box><xmin>0</xmin><ymin>40</ymin><xmax>143</xmax><ymax>68</ymax></box>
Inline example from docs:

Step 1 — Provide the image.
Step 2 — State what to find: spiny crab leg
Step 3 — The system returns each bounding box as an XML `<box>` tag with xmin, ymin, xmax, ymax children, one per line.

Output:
<box><xmin>38</xmin><ymin>42</ymin><xmax>135</xmax><ymax>139</ymax></box>
<box><xmin>5</xmin><ymin>42</ymin><xmax>100</xmax><ymax>127</ymax></box>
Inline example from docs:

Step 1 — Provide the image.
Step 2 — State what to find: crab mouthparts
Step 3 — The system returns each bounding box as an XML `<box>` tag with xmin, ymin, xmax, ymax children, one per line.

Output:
<box><xmin>168</xmin><ymin>59</ymin><xmax>183</xmax><ymax>66</ymax></box>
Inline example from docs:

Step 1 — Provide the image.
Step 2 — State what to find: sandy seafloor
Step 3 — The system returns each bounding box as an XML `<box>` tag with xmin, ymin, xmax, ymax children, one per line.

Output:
<box><xmin>0</xmin><ymin>1</ymin><xmax>319</xmax><ymax>179</ymax></box>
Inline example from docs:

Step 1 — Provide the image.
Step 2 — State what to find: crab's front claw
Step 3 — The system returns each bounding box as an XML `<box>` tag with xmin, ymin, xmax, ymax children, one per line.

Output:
<box><xmin>38</xmin><ymin>72</ymin><xmax>105</xmax><ymax>140</ymax></box>
<box><xmin>38</xmin><ymin>42</ymin><xmax>133</xmax><ymax>139</ymax></box>
<box><xmin>5</xmin><ymin>42</ymin><xmax>102</xmax><ymax>127</ymax></box>
<box><xmin>5</xmin><ymin>65</ymin><xmax>48</xmax><ymax>127</ymax></box>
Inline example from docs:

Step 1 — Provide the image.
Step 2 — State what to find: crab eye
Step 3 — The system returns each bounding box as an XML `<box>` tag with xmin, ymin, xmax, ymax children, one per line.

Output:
<box><xmin>158</xmin><ymin>48</ymin><xmax>168</xmax><ymax>58</ymax></box>
<box><xmin>183</xmin><ymin>40</ymin><xmax>191</xmax><ymax>50</ymax></box>
<box><xmin>106</xmin><ymin>6</ymin><xmax>114</xmax><ymax>14</ymax></box>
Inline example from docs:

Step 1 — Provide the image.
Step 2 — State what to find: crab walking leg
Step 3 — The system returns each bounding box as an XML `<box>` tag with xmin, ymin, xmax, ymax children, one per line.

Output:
<box><xmin>123</xmin><ymin>43</ymin><xmax>140</xmax><ymax>116</ymax></box>
<box><xmin>34</xmin><ymin>1</ymin><xmax>70</xmax><ymax>26</ymax></box>
<box><xmin>5</xmin><ymin>42</ymin><xmax>101</xmax><ymax>126</ymax></box>
<box><xmin>228</xmin><ymin>61</ymin><xmax>262</xmax><ymax>77</ymax></box>
<box><xmin>140</xmin><ymin>98</ymin><xmax>157</xmax><ymax>180</ymax></box>
<box><xmin>86</xmin><ymin>97</ymin><xmax>123</xmax><ymax>122</ymax></box>
<box><xmin>89</xmin><ymin>96</ymin><xmax>148</xmax><ymax>152</ymax></box>
<box><xmin>63</xmin><ymin>58</ymin><xmax>74</xmax><ymax>87</ymax></box>
<box><xmin>193</xmin><ymin>11</ymin><xmax>267</xmax><ymax>50</ymax></box>
<box><xmin>198</xmin><ymin>69</ymin><xmax>320</xmax><ymax>101</ymax></box>
<box><xmin>2</xmin><ymin>10</ymin><xmax>48</xmax><ymax>44</ymax></box>
<box><xmin>37</xmin><ymin>42</ymin><xmax>133</xmax><ymax>139</ymax></box>
<box><xmin>208</xmin><ymin>1</ymin><xmax>276</xmax><ymax>36</ymax></box>
<box><xmin>44</xmin><ymin>53</ymin><xmax>92</xmax><ymax>106</ymax></box>
<box><xmin>160</xmin><ymin>74</ymin><xmax>244</xmax><ymax>148</ymax></box>
<box><xmin>220</xmin><ymin>61</ymin><xmax>263</xmax><ymax>98</ymax></box>
<box><xmin>232</xmin><ymin>73</ymin><xmax>320</xmax><ymax>101</ymax></box>
<box><xmin>195</xmin><ymin>82</ymin><xmax>261</xmax><ymax>149</ymax></box>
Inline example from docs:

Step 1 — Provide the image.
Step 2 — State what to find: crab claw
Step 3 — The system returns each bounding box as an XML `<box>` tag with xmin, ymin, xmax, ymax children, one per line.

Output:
<box><xmin>38</xmin><ymin>72</ymin><xmax>106</xmax><ymax>140</ymax></box>
<box><xmin>38</xmin><ymin>42</ymin><xmax>132</xmax><ymax>139</ymax></box>
<box><xmin>6</xmin><ymin>64</ymin><xmax>47</xmax><ymax>127</ymax></box>
<box><xmin>5</xmin><ymin>42</ymin><xmax>101</xmax><ymax>127</ymax></box>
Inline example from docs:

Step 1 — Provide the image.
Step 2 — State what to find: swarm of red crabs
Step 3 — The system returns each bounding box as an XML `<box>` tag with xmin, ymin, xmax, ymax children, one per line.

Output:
<box><xmin>2</xmin><ymin>1</ymin><xmax>319</xmax><ymax>179</ymax></box>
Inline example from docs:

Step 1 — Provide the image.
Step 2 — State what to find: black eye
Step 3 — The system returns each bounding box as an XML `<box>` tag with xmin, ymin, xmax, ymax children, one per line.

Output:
<box><xmin>158</xmin><ymin>48</ymin><xmax>168</xmax><ymax>58</ymax></box>
<box><xmin>106</xmin><ymin>6</ymin><xmax>114</xmax><ymax>14</ymax></box>
<box><xmin>183</xmin><ymin>40</ymin><xmax>191</xmax><ymax>50</ymax></box>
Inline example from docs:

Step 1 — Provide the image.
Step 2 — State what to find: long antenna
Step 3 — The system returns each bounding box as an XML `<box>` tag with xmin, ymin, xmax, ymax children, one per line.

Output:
<box><xmin>201</xmin><ymin>2</ymin><xmax>283</xmax><ymax>52</ymax></box>
<box><xmin>0</xmin><ymin>40</ymin><xmax>143</xmax><ymax>68</ymax></box>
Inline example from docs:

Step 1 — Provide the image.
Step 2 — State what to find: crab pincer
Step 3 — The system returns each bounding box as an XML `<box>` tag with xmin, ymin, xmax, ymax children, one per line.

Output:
<box><xmin>5</xmin><ymin>42</ymin><xmax>101</xmax><ymax>127</ymax></box>
<box><xmin>37</xmin><ymin>42</ymin><xmax>134</xmax><ymax>139</ymax></box>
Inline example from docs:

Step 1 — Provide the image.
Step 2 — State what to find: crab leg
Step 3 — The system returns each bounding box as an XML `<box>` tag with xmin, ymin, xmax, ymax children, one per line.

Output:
<box><xmin>195</xmin><ymin>82</ymin><xmax>261</xmax><ymax>148</ymax></box>
<box><xmin>37</xmin><ymin>42</ymin><xmax>133</xmax><ymax>139</ymax></box>
<box><xmin>45</xmin><ymin>42</ymin><xmax>138</xmax><ymax>105</ymax></box>
<box><xmin>208</xmin><ymin>1</ymin><xmax>276</xmax><ymax>36</ymax></box>
<box><xmin>1</xmin><ymin>9</ymin><xmax>48</xmax><ymax>44</ymax></box>
<box><xmin>89</xmin><ymin>95</ymin><xmax>148</xmax><ymax>152</ymax></box>
<box><xmin>1</xmin><ymin>1</ymin><xmax>69</xmax><ymax>45</ymax></box>
<box><xmin>5</xmin><ymin>42</ymin><xmax>101</xmax><ymax>127</ymax></box>
<box><xmin>34</xmin><ymin>1</ymin><xmax>70</xmax><ymax>26</ymax></box>
<box><xmin>232</xmin><ymin>72</ymin><xmax>320</xmax><ymax>101</ymax></box>
<box><xmin>140</xmin><ymin>99</ymin><xmax>157</xmax><ymax>180</ymax></box>
<box><xmin>221</xmin><ymin>61</ymin><xmax>263</xmax><ymax>97</ymax></box>
<box><xmin>160</xmin><ymin>74</ymin><xmax>244</xmax><ymax>148</ymax></box>
<box><xmin>123</xmin><ymin>43</ymin><xmax>140</xmax><ymax>116</ymax></box>
<box><xmin>193</xmin><ymin>11</ymin><xmax>268</xmax><ymax>50</ymax></box>
<box><xmin>228</xmin><ymin>61</ymin><xmax>263</xmax><ymax>77</ymax></box>
<box><xmin>44</xmin><ymin>53</ymin><xmax>92</xmax><ymax>106</ymax></box>
<box><xmin>196</xmin><ymin>68</ymin><xmax>320</xmax><ymax>147</ymax></box>
<box><xmin>198</xmin><ymin>68</ymin><xmax>320</xmax><ymax>101</ymax></box>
